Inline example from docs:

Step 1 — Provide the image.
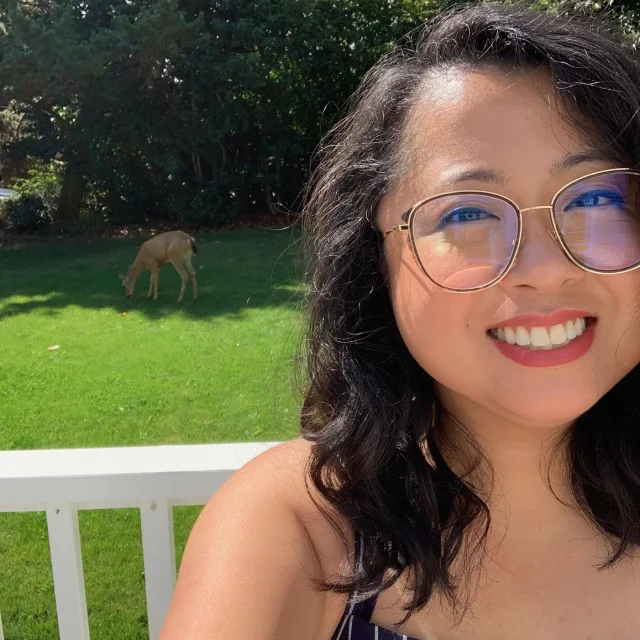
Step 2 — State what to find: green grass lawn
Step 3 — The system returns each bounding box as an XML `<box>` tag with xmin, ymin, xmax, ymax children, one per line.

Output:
<box><xmin>0</xmin><ymin>228</ymin><xmax>305</xmax><ymax>639</ymax></box>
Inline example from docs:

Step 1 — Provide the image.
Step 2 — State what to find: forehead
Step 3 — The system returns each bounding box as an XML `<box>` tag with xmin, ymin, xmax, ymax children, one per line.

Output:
<box><xmin>399</xmin><ymin>67</ymin><xmax>590</xmax><ymax>191</ymax></box>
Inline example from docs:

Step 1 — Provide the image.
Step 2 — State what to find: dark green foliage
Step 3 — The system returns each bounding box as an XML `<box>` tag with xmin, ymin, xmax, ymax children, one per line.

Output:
<box><xmin>0</xmin><ymin>0</ymin><xmax>638</xmax><ymax>230</ymax></box>
<box><xmin>0</xmin><ymin>0</ymin><xmax>442</xmax><ymax>229</ymax></box>
<box><xmin>0</xmin><ymin>193</ymin><xmax>50</xmax><ymax>232</ymax></box>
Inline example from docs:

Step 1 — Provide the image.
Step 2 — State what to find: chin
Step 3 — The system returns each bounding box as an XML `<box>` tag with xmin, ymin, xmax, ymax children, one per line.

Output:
<box><xmin>493</xmin><ymin>384</ymin><xmax>603</xmax><ymax>428</ymax></box>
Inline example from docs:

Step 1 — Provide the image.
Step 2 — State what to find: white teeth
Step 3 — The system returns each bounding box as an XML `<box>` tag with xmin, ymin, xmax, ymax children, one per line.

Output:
<box><xmin>530</xmin><ymin>327</ymin><xmax>550</xmax><ymax>347</ymax></box>
<box><xmin>489</xmin><ymin>317</ymin><xmax>591</xmax><ymax>350</ymax></box>
<box><xmin>515</xmin><ymin>326</ymin><xmax>530</xmax><ymax>346</ymax></box>
<box><xmin>549</xmin><ymin>323</ymin><xmax>567</xmax><ymax>345</ymax></box>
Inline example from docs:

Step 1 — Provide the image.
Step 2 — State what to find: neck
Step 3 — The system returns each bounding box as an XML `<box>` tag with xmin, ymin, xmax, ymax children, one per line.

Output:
<box><xmin>128</xmin><ymin>257</ymin><xmax>146</xmax><ymax>282</ymax></box>
<box><xmin>437</xmin><ymin>387</ymin><xmax>584</xmax><ymax>540</ymax></box>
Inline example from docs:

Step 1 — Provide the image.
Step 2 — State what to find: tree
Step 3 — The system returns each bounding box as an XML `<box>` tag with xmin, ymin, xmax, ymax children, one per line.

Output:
<box><xmin>13</xmin><ymin>0</ymin><xmax>638</xmax><ymax>229</ymax></box>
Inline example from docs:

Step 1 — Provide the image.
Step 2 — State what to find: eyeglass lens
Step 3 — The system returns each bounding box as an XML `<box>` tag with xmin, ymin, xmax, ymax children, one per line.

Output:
<box><xmin>410</xmin><ymin>171</ymin><xmax>640</xmax><ymax>290</ymax></box>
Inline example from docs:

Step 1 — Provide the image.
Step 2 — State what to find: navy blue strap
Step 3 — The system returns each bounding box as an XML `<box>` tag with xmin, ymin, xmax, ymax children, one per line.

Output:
<box><xmin>351</xmin><ymin>594</ymin><xmax>378</xmax><ymax>621</ymax></box>
<box><xmin>350</xmin><ymin>531</ymin><xmax>380</xmax><ymax>622</ymax></box>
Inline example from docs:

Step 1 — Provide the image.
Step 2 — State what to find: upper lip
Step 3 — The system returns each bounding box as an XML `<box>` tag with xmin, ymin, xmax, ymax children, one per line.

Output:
<box><xmin>488</xmin><ymin>309</ymin><xmax>596</xmax><ymax>330</ymax></box>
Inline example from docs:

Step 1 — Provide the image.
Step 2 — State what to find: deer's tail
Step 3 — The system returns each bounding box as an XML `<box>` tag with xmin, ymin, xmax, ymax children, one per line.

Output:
<box><xmin>189</xmin><ymin>237</ymin><xmax>198</xmax><ymax>255</ymax></box>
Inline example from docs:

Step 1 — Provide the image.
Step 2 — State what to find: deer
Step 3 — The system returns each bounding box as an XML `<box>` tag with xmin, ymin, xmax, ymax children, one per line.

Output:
<box><xmin>119</xmin><ymin>230</ymin><xmax>198</xmax><ymax>302</ymax></box>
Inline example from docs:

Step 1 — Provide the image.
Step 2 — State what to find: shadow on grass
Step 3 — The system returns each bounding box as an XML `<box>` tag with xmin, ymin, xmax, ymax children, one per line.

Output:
<box><xmin>0</xmin><ymin>228</ymin><xmax>305</xmax><ymax>321</ymax></box>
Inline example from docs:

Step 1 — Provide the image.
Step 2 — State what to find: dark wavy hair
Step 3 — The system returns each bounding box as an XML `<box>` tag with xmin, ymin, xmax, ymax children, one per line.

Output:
<box><xmin>299</xmin><ymin>0</ymin><xmax>640</xmax><ymax>624</ymax></box>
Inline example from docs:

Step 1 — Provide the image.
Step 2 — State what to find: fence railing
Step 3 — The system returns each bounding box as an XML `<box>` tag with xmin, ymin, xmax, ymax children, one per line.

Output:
<box><xmin>0</xmin><ymin>442</ymin><xmax>278</xmax><ymax>640</ymax></box>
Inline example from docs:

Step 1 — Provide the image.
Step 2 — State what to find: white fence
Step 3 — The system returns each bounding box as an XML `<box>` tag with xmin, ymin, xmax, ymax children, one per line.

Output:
<box><xmin>0</xmin><ymin>442</ymin><xmax>279</xmax><ymax>640</ymax></box>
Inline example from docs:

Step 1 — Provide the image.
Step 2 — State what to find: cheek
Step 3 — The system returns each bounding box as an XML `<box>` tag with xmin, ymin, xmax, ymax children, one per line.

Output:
<box><xmin>385</xmin><ymin>233</ymin><xmax>436</xmax><ymax>338</ymax></box>
<box><xmin>606</xmin><ymin>273</ymin><xmax>640</xmax><ymax>370</ymax></box>
<box><xmin>387</xmin><ymin>243</ymin><xmax>478</xmax><ymax>383</ymax></box>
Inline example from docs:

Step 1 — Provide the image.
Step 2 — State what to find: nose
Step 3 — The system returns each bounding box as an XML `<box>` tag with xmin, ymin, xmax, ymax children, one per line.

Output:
<box><xmin>500</xmin><ymin>214</ymin><xmax>583</xmax><ymax>292</ymax></box>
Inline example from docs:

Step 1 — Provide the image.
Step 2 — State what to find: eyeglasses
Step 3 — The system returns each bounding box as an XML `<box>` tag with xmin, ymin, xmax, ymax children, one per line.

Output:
<box><xmin>383</xmin><ymin>168</ymin><xmax>640</xmax><ymax>292</ymax></box>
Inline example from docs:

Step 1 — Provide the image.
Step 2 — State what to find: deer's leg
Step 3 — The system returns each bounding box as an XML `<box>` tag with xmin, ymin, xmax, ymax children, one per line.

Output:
<box><xmin>171</xmin><ymin>261</ymin><xmax>189</xmax><ymax>303</ymax></box>
<box><xmin>147</xmin><ymin>272</ymin><xmax>155</xmax><ymax>298</ymax></box>
<box><xmin>150</xmin><ymin>268</ymin><xmax>159</xmax><ymax>300</ymax></box>
<box><xmin>185</xmin><ymin>258</ymin><xmax>198</xmax><ymax>300</ymax></box>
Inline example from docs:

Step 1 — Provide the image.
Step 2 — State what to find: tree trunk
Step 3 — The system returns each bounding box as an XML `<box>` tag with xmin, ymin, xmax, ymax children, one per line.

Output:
<box><xmin>56</xmin><ymin>156</ymin><xmax>85</xmax><ymax>223</ymax></box>
<box><xmin>262</xmin><ymin>153</ymin><xmax>279</xmax><ymax>215</ymax></box>
<box><xmin>192</xmin><ymin>151</ymin><xmax>202</xmax><ymax>181</ymax></box>
<box><xmin>264</xmin><ymin>182</ymin><xmax>276</xmax><ymax>215</ymax></box>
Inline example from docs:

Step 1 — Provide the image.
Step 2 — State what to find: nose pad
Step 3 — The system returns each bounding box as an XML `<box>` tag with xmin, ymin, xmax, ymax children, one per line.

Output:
<box><xmin>505</xmin><ymin>218</ymin><xmax>584</xmax><ymax>290</ymax></box>
<box><xmin>520</xmin><ymin>226</ymin><xmax>561</xmax><ymax>247</ymax></box>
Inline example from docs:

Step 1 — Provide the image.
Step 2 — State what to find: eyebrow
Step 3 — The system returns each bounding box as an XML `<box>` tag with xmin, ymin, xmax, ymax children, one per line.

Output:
<box><xmin>429</xmin><ymin>148</ymin><xmax>619</xmax><ymax>192</ymax></box>
<box><xmin>550</xmin><ymin>148</ymin><xmax>618</xmax><ymax>174</ymax></box>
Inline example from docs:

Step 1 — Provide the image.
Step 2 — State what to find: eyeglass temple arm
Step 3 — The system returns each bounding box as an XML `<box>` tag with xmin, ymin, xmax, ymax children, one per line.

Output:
<box><xmin>382</xmin><ymin>208</ymin><xmax>411</xmax><ymax>236</ymax></box>
<box><xmin>383</xmin><ymin>223</ymin><xmax>409</xmax><ymax>237</ymax></box>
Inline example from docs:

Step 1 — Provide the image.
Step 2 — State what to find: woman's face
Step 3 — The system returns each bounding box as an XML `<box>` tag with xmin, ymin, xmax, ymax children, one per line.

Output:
<box><xmin>379</xmin><ymin>67</ymin><xmax>640</xmax><ymax>429</ymax></box>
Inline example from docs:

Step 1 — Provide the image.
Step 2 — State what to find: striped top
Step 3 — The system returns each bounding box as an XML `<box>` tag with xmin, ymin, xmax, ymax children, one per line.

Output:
<box><xmin>331</xmin><ymin>534</ymin><xmax>426</xmax><ymax>640</ymax></box>
<box><xmin>331</xmin><ymin>594</ymin><xmax>421</xmax><ymax>640</ymax></box>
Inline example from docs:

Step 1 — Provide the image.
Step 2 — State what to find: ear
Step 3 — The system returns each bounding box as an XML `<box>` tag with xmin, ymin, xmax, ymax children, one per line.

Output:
<box><xmin>118</xmin><ymin>273</ymin><xmax>125</xmax><ymax>282</ymax></box>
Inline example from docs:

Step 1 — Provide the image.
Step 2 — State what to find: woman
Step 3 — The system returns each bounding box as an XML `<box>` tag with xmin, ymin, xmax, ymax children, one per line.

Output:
<box><xmin>160</xmin><ymin>3</ymin><xmax>640</xmax><ymax>638</ymax></box>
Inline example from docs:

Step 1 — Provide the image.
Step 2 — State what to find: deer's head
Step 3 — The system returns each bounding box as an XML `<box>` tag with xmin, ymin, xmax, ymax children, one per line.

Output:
<box><xmin>119</xmin><ymin>268</ymin><xmax>135</xmax><ymax>298</ymax></box>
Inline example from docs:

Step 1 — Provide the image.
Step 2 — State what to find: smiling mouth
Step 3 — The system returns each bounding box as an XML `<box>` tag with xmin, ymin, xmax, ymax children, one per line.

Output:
<box><xmin>487</xmin><ymin>317</ymin><xmax>597</xmax><ymax>351</ymax></box>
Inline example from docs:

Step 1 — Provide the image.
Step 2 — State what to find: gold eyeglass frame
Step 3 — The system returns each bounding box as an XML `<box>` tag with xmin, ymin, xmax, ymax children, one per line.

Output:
<box><xmin>382</xmin><ymin>167</ymin><xmax>640</xmax><ymax>293</ymax></box>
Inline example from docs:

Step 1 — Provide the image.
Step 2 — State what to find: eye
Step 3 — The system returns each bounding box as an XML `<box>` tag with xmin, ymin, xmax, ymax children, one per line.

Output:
<box><xmin>437</xmin><ymin>206</ymin><xmax>499</xmax><ymax>228</ymax></box>
<box><xmin>564</xmin><ymin>189</ymin><xmax>626</xmax><ymax>210</ymax></box>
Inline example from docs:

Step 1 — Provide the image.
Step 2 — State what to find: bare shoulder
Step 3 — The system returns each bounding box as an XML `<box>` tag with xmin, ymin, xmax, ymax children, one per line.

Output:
<box><xmin>160</xmin><ymin>438</ymin><xmax>350</xmax><ymax>640</ymax></box>
<box><xmin>238</xmin><ymin>439</ymin><xmax>352</xmax><ymax>563</ymax></box>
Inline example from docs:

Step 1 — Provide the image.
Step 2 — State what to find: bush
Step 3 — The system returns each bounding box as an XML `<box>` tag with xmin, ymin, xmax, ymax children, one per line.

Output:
<box><xmin>0</xmin><ymin>200</ymin><xmax>9</xmax><ymax>234</ymax></box>
<box><xmin>166</xmin><ymin>185</ymin><xmax>235</xmax><ymax>227</ymax></box>
<box><xmin>1</xmin><ymin>193</ymin><xmax>50</xmax><ymax>233</ymax></box>
<box><xmin>13</xmin><ymin>160</ymin><xmax>62</xmax><ymax>214</ymax></box>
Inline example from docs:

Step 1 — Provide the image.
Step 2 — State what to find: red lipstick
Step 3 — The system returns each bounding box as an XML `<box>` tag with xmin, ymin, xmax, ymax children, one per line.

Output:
<box><xmin>488</xmin><ymin>310</ymin><xmax>596</xmax><ymax>368</ymax></box>
<box><xmin>489</xmin><ymin>309</ymin><xmax>593</xmax><ymax>331</ymax></box>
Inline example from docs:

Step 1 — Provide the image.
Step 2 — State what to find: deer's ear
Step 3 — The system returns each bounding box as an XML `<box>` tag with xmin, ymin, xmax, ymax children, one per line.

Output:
<box><xmin>118</xmin><ymin>273</ymin><xmax>125</xmax><ymax>282</ymax></box>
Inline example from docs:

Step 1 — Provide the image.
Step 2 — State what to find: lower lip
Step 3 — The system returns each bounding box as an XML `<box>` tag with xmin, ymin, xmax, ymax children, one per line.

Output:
<box><xmin>490</xmin><ymin>323</ymin><xmax>596</xmax><ymax>367</ymax></box>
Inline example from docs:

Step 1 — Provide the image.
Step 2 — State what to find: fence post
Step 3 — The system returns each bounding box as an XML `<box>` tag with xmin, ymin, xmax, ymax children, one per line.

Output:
<box><xmin>140</xmin><ymin>499</ymin><xmax>176</xmax><ymax>640</ymax></box>
<box><xmin>46</xmin><ymin>504</ymin><xmax>90</xmax><ymax>640</ymax></box>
